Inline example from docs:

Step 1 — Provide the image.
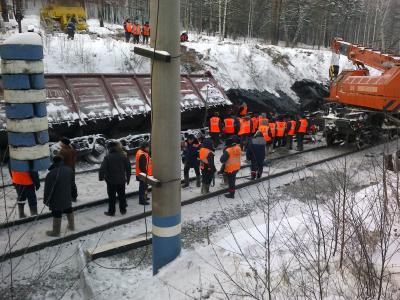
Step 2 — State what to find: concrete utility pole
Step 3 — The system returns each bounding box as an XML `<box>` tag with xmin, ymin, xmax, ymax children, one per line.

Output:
<box><xmin>150</xmin><ymin>0</ymin><xmax>181</xmax><ymax>275</ymax></box>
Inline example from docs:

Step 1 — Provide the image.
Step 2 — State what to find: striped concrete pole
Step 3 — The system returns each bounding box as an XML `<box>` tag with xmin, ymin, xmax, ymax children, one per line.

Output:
<box><xmin>150</xmin><ymin>0</ymin><xmax>181</xmax><ymax>274</ymax></box>
<box><xmin>0</xmin><ymin>33</ymin><xmax>50</xmax><ymax>172</ymax></box>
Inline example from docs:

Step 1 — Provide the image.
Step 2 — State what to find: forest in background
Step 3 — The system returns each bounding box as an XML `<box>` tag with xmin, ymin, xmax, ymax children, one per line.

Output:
<box><xmin>9</xmin><ymin>0</ymin><xmax>400</xmax><ymax>53</ymax></box>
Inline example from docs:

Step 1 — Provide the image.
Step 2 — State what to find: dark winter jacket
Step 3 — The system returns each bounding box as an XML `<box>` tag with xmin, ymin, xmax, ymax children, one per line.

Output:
<box><xmin>99</xmin><ymin>147</ymin><xmax>131</xmax><ymax>185</ymax></box>
<box><xmin>67</xmin><ymin>21</ymin><xmax>76</xmax><ymax>32</ymax></box>
<box><xmin>44</xmin><ymin>162</ymin><xmax>73</xmax><ymax>211</ymax></box>
<box><xmin>246</xmin><ymin>133</ymin><xmax>266</xmax><ymax>166</ymax></box>
<box><xmin>182</xmin><ymin>140</ymin><xmax>200</xmax><ymax>167</ymax></box>
<box><xmin>59</xmin><ymin>145</ymin><xmax>77</xmax><ymax>171</ymax></box>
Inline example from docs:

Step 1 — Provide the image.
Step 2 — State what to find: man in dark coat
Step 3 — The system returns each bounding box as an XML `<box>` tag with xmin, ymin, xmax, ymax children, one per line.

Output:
<box><xmin>246</xmin><ymin>131</ymin><xmax>266</xmax><ymax>180</ymax></box>
<box><xmin>44</xmin><ymin>155</ymin><xmax>75</xmax><ymax>237</ymax></box>
<box><xmin>66</xmin><ymin>20</ymin><xmax>76</xmax><ymax>40</ymax></box>
<box><xmin>99</xmin><ymin>141</ymin><xmax>131</xmax><ymax>216</ymax></box>
<box><xmin>182</xmin><ymin>134</ymin><xmax>201</xmax><ymax>188</ymax></box>
<box><xmin>58</xmin><ymin>137</ymin><xmax>78</xmax><ymax>202</ymax></box>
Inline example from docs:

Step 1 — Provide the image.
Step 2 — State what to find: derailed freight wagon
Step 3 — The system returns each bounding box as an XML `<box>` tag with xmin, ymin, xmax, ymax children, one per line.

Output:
<box><xmin>0</xmin><ymin>72</ymin><xmax>231</xmax><ymax>155</ymax></box>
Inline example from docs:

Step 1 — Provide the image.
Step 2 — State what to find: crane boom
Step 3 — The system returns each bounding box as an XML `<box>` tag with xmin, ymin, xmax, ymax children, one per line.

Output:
<box><xmin>331</xmin><ymin>38</ymin><xmax>400</xmax><ymax>71</ymax></box>
<box><xmin>327</xmin><ymin>38</ymin><xmax>400</xmax><ymax>112</ymax></box>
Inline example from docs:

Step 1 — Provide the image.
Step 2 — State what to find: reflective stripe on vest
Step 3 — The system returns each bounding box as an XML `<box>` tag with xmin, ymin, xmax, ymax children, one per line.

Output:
<box><xmin>276</xmin><ymin>121</ymin><xmax>286</xmax><ymax>137</ymax></box>
<box><xmin>132</xmin><ymin>24</ymin><xmax>141</xmax><ymax>35</ymax></box>
<box><xmin>269</xmin><ymin>123</ymin><xmax>276</xmax><ymax>137</ymax></box>
<box><xmin>224</xmin><ymin>118</ymin><xmax>235</xmax><ymax>134</ymax></box>
<box><xmin>298</xmin><ymin>119</ymin><xmax>308</xmax><ymax>133</ymax></box>
<box><xmin>200</xmin><ymin>148</ymin><xmax>212</xmax><ymax>170</ymax></box>
<box><xmin>224</xmin><ymin>145</ymin><xmax>241</xmax><ymax>173</ymax></box>
<box><xmin>143</xmin><ymin>25</ymin><xmax>150</xmax><ymax>36</ymax></box>
<box><xmin>288</xmin><ymin>120</ymin><xmax>297</xmax><ymax>136</ymax></box>
<box><xmin>238</xmin><ymin>119</ymin><xmax>251</xmax><ymax>136</ymax></box>
<box><xmin>210</xmin><ymin>117</ymin><xmax>221</xmax><ymax>133</ymax></box>
<box><xmin>135</xmin><ymin>149</ymin><xmax>153</xmax><ymax>176</ymax></box>
<box><xmin>251</xmin><ymin>117</ymin><xmax>259</xmax><ymax>133</ymax></box>
<box><xmin>11</xmin><ymin>171</ymin><xmax>33</xmax><ymax>185</ymax></box>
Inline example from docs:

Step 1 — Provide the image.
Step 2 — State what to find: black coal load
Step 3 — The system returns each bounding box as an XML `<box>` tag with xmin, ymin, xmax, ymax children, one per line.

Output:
<box><xmin>291</xmin><ymin>80</ymin><xmax>329</xmax><ymax>112</ymax></box>
<box><xmin>226</xmin><ymin>89</ymin><xmax>298</xmax><ymax>114</ymax></box>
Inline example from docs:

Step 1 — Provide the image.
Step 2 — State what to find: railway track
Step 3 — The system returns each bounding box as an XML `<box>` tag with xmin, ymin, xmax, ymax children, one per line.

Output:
<box><xmin>0</xmin><ymin>142</ymin><xmax>366</xmax><ymax>262</ymax></box>
<box><xmin>0</xmin><ymin>144</ymin><xmax>328</xmax><ymax>230</ymax></box>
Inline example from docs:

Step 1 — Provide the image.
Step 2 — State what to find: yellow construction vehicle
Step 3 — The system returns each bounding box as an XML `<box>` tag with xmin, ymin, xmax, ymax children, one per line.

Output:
<box><xmin>40</xmin><ymin>5</ymin><xmax>88</xmax><ymax>31</ymax></box>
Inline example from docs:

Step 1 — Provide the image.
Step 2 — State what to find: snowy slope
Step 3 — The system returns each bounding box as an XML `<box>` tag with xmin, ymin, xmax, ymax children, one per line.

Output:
<box><xmin>185</xmin><ymin>35</ymin><xmax>354</xmax><ymax>99</ymax></box>
<box><xmin>2</xmin><ymin>15</ymin><xmax>357</xmax><ymax>98</ymax></box>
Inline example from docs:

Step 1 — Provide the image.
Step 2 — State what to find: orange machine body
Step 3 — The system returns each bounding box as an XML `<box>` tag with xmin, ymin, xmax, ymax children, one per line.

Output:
<box><xmin>327</xmin><ymin>38</ymin><xmax>400</xmax><ymax>112</ymax></box>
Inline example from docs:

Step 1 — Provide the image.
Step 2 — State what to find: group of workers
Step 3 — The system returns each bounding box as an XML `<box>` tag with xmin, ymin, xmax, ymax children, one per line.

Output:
<box><xmin>9</xmin><ymin>102</ymin><xmax>311</xmax><ymax>236</ymax></box>
<box><xmin>123</xmin><ymin>19</ymin><xmax>150</xmax><ymax>44</ymax></box>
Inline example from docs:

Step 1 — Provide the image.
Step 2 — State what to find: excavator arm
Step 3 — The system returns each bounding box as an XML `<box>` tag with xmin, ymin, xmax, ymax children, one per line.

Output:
<box><xmin>327</xmin><ymin>38</ymin><xmax>400</xmax><ymax>112</ymax></box>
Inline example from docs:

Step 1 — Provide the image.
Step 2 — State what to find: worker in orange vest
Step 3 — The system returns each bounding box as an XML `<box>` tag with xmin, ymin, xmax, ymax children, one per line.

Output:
<box><xmin>123</xmin><ymin>18</ymin><xmax>133</xmax><ymax>42</ymax></box>
<box><xmin>142</xmin><ymin>21</ymin><xmax>150</xmax><ymax>44</ymax></box>
<box><xmin>274</xmin><ymin>116</ymin><xmax>287</xmax><ymax>148</ymax></box>
<box><xmin>259</xmin><ymin>122</ymin><xmax>273</xmax><ymax>156</ymax></box>
<box><xmin>251</xmin><ymin>114</ymin><xmax>259</xmax><ymax>135</ymax></box>
<box><xmin>296</xmin><ymin>115</ymin><xmax>309</xmax><ymax>151</ymax></box>
<box><xmin>269</xmin><ymin>118</ymin><xmax>277</xmax><ymax>151</ymax></box>
<box><xmin>11</xmin><ymin>166</ymin><xmax>40</xmax><ymax>219</ymax></box>
<box><xmin>136</xmin><ymin>141</ymin><xmax>152</xmax><ymax>205</ymax></box>
<box><xmin>209</xmin><ymin>112</ymin><xmax>223</xmax><ymax>147</ymax></box>
<box><xmin>220</xmin><ymin>137</ymin><xmax>241</xmax><ymax>198</ymax></box>
<box><xmin>286</xmin><ymin>116</ymin><xmax>297</xmax><ymax>150</ymax></box>
<box><xmin>258</xmin><ymin>113</ymin><xmax>268</xmax><ymax>127</ymax></box>
<box><xmin>238</xmin><ymin>116</ymin><xmax>252</xmax><ymax>151</ymax></box>
<box><xmin>199</xmin><ymin>138</ymin><xmax>216</xmax><ymax>194</ymax></box>
<box><xmin>132</xmin><ymin>20</ymin><xmax>141</xmax><ymax>44</ymax></box>
<box><xmin>223</xmin><ymin>115</ymin><xmax>240</xmax><ymax>139</ymax></box>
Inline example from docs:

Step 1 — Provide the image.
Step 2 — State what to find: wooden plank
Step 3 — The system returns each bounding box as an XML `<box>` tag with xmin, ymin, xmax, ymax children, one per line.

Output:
<box><xmin>86</xmin><ymin>234</ymin><xmax>152</xmax><ymax>261</ymax></box>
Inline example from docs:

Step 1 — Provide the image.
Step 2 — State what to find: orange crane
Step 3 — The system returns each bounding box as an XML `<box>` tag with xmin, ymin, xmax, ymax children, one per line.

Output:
<box><xmin>327</xmin><ymin>38</ymin><xmax>400</xmax><ymax>112</ymax></box>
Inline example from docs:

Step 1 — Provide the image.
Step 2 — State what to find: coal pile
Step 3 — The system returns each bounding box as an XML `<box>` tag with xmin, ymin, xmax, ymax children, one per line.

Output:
<box><xmin>291</xmin><ymin>80</ymin><xmax>329</xmax><ymax>112</ymax></box>
<box><xmin>226</xmin><ymin>89</ymin><xmax>298</xmax><ymax>114</ymax></box>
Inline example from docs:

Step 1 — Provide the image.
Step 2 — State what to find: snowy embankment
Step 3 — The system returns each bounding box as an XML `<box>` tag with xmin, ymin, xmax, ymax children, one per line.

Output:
<box><xmin>3</xmin><ymin>15</ymin><xmax>355</xmax><ymax>98</ymax></box>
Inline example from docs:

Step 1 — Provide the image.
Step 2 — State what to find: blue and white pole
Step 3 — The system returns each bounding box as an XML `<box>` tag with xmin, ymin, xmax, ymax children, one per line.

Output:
<box><xmin>0</xmin><ymin>33</ymin><xmax>50</xmax><ymax>172</ymax></box>
<box><xmin>150</xmin><ymin>0</ymin><xmax>181</xmax><ymax>275</ymax></box>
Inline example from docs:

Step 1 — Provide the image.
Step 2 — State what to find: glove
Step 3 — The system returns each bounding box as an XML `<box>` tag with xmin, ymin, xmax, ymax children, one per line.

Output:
<box><xmin>35</xmin><ymin>184</ymin><xmax>40</xmax><ymax>191</ymax></box>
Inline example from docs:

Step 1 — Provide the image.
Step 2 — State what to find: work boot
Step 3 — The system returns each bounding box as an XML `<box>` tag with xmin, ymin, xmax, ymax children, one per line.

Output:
<box><xmin>67</xmin><ymin>213</ymin><xmax>75</xmax><ymax>231</ymax></box>
<box><xmin>46</xmin><ymin>218</ymin><xmax>62</xmax><ymax>237</ymax></box>
<box><xmin>18</xmin><ymin>204</ymin><xmax>26</xmax><ymax>219</ymax></box>
<box><xmin>203</xmin><ymin>184</ymin><xmax>210</xmax><ymax>194</ymax></box>
<box><xmin>29</xmin><ymin>206</ymin><xmax>38</xmax><ymax>216</ymax></box>
<box><xmin>196</xmin><ymin>176</ymin><xmax>201</xmax><ymax>188</ymax></box>
<box><xmin>182</xmin><ymin>174</ymin><xmax>190</xmax><ymax>188</ymax></box>
<box><xmin>224</xmin><ymin>192</ymin><xmax>235</xmax><ymax>199</ymax></box>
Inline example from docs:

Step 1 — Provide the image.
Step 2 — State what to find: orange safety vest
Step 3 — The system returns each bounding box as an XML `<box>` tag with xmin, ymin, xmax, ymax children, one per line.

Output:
<box><xmin>209</xmin><ymin>117</ymin><xmax>221</xmax><ymax>133</ymax></box>
<box><xmin>126</xmin><ymin>22</ymin><xmax>134</xmax><ymax>33</ymax></box>
<box><xmin>199</xmin><ymin>148</ymin><xmax>213</xmax><ymax>170</ymax></box>
<box><xmin>276</xmin><ymin>121</ymin><xmax>286</xmax><ymax>137</ymax></box>
<box><xmin>11</xmin><ymin>171</ymin><xmax>33</xmax><ymax>185</ymax></box>
<box><xmin>224</xmin><ymin>145</ymin><xmax>241</xmax><ymax>173</ymax></box>
<box><xmin>224</xmin><ymin>118</ymin><xmax>235</xmax><ymax>134</ymax></box>
<box><xmin>288</xmin><ymin>120</ymin><xmax>297</xmax><ymax>136</ymax></box>
<box><xmin>238</xmin><ymin>119</ymin><xmax>251</xmax><ymax>136</ymax></box>
<box><xmin>269</xmin><ymin>122</ymin><xmax>276</xmax><ymax>138</ymax></box>
<box><xmin>143</xmin><ymin>25</ymin><xmax>150</xmax><ymax>36</ymax></box>
<box><xmin>251</xmin><ymin>117</ymin><xmax>259</xmax><ymax>134</ymax></box>
<box><xmin>298</xmin><ymin>119</ymin><xmax>308</xmax><ymax>134</ymax></box>
<box><xmin>132</xmin><ymin>24</ymin><xmax>141</xmax><ymax>35</ymax></box>
<box><xmin>135</xmin><ymin>149</ymin><xmax>153</xmax><ymax>176</ymax></box>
